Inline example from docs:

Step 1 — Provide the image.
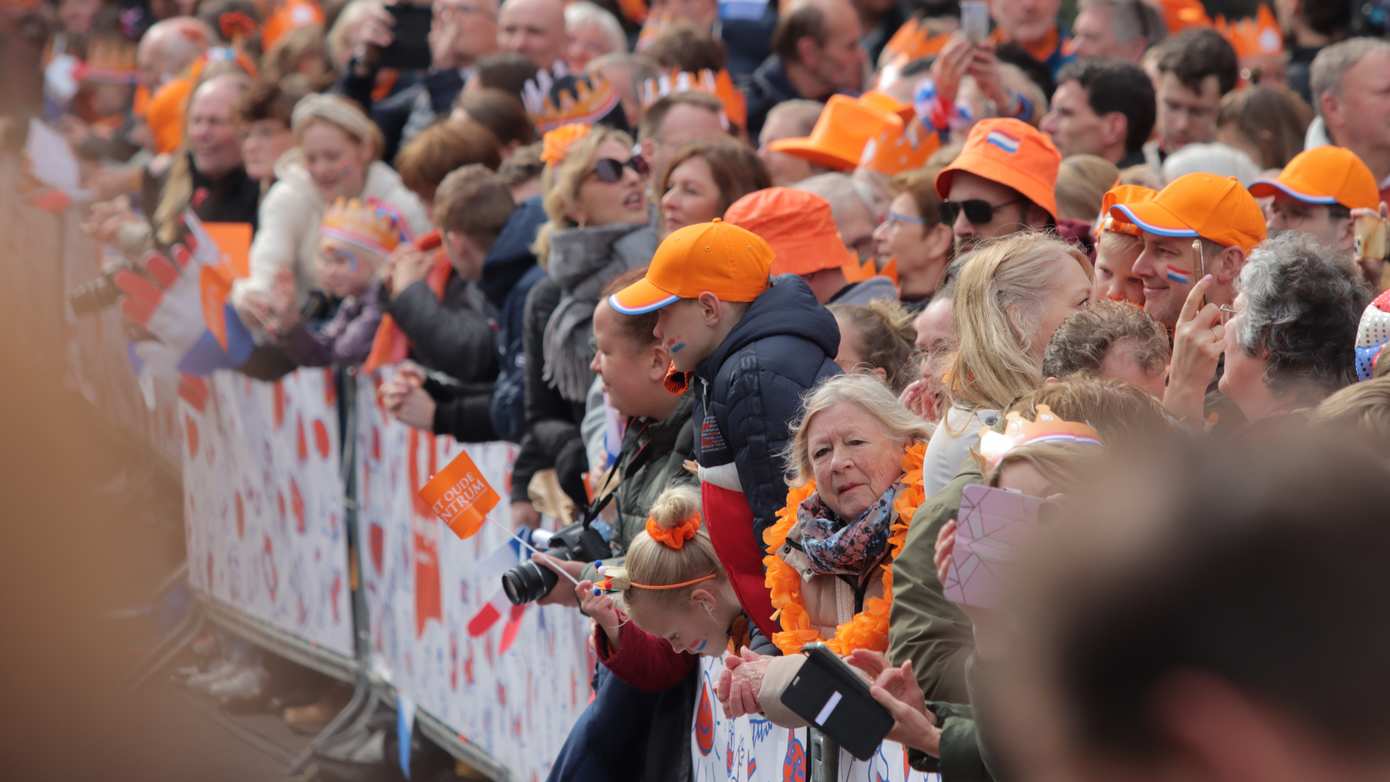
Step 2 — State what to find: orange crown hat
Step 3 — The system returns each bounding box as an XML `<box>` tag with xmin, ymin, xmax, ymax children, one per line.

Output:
<box><xmin>609</xmin><ymin>219</ymin><xmax>773</xmax><ymax>315</ymax></box>
<box><xmin>263</xmin><ymin>0</ymin><xmax>324</xmax><ymax>50</ymax></box>
<box><xmin>879</xmin><ymin>17</ymin><xmax>952</xmax><ymax>69</ymax></box>
<box><xmin>1157</xmin><ymin>0</ymin><xmax>1213</xmax><ymax>32</ymax></box>
<box><xmin>1095</xmin><ymin>184</ymin><xmax>1159</xmax><ymax>239</ymax></box>
<box><xmin>320</xmin><ymin>198</ymin><xmax>408</xmax><ymax>258</ymax></box>
<box><xmin>1215</xmin><ymin>5</ymin><xmax>1283</xmax><ymax>62</ymax></box>
<box><xmin>540</xmin><ymin>123</ymin><xmax>593</xmax><ymax>167</ymax></box>
<box><xmin>936</xmin><ymin>118</ymin><xmax>1062</xmax><ymax>221</ymax></box>
<box><xmin>1110</xmin><ymin>172</ymin><xmax>1267</xmax><ymax>254</ymax></box>
<box><xmin>1249</xmin><ymin>146</ymin><xmax>1380</xmax><ymax>212</ymax></box>
<box><xmin>723</xmin><ymin>188</ymin><xmax>858</xmax><ymax>277</ymax></box>
<box><xmin>639</xmin><ymin>69</ymin><xmax>748</xmax><ymax>132</ymax></box>
<box><xmin>860</xmin><ymin>118</ymin><xmax>941</xmax><ymax>176</ymax></box>
<box><xmin>522</xmin><ymin>68</ymin><xmax>622</xmax><ymax>134</ymax></box>
<box><xmin>978</xmin><ymin>404</ymin><xmax>1103</xmax><ymax>469</ymax></box>
<box><xmin>75</xmin><ymin>37</ymin><xmax>139</xmax><ymax>84</ymax></box>
<box><xmin>768</xmin><ymin>95</ymin><xmax>900</xmax><ymax>172</ymax></box>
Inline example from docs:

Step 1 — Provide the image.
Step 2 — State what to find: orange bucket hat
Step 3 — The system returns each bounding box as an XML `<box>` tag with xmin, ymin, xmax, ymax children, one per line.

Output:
<box><xmin>935</xmin><ymin>118</ymin><xmax>1061</xmax><ymax>221</ymax></box>
<box><xmin>768</xmin><ymin>95</ymin><xmax>899</xmax><ymax>172</ymax></box>
<box><xmin>723</xmin><ymin>188</ymin><xmax>858</xmax><ymax>277</ymax></box>
<box><xmin>1110</xmin><ymin>173</ymin><xmax>1267</xmax><ymax>254</ymax></box>
<box><xmin>609</xmin><ymin>219</ymin><xmax>773</xmax><ymax>314</ymax></box>
<box><xmin>1095</xmin><ymin>184</ymin><xmax>1158</xmax><ymax>238</ymax></box>
<box><xmin>1249</xmin><ymin>145</ymin><xmax>1380</xmax><ymax>212</ymax></box>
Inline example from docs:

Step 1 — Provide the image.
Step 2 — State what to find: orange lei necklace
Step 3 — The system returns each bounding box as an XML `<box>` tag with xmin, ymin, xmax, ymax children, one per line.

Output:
<box><xmin>762</xmin><ymin>442</ymin><xmax>927</xmax><ymax>657</ymax></box>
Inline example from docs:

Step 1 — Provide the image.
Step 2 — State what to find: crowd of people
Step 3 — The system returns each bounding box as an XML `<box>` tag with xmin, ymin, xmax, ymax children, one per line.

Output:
<box><xmin>7</xmin><ymin>0</ymin><xmax>1390</xmax><ymax>778</ymax></box>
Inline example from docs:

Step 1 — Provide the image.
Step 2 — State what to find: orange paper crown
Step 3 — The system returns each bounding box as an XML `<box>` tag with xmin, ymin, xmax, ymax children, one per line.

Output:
<box><xmin>1215</xmin><ymin>5</ymin><xmax>1283</xmax><ymax>62</ymax></box>
<box><xmin>541</xmin><ymin>123</ymin><xmax>593</xmax><ymax>167</ymax></box>
<box><xmin>879</xmin><ymin>17</ymin><xmax>951</xmax><ymax>69</ymax></box>
<box><xmin>320</xmin><ymin>198</ymin><xmax>407</xmax><ymax>257</ymax></box>
<box><xmin>1157</xmin><ymin>0</ymin><xmax>1213</xmax><ymax>32</ymax></box>
<box><xmin>639</xmin><ymin>68</ymin><xmax>748</xmax><ymax>132</ymax></box>
<box><xmin>522</xmin><ymin>68</ymin><xmax>621</xmax><ymax>134</ymax></box>
<box><xmin>859</xmin><ymin>117</ymin><xmax>940</xmax><ymax>176</ymax></box>
<box><xmin>978</xmin><ymin>404</ymin><xmax>1103</xmax><ymax>469</ymax></box>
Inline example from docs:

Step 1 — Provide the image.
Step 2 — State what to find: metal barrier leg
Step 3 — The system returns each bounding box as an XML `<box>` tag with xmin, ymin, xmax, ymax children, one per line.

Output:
<box><xmin>129</xmin><ymin>603</ymin><xmax>206</xmax><ymax>691</ymax></box>
<box><xmin>285</xmin><ymin>674</ymin><xmax>375</xmax><ymax>774</ymax></box>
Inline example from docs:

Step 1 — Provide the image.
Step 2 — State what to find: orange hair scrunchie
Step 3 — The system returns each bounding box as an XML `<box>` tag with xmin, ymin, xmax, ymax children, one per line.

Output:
<box><xmin>646</xmin><ymin>513</ymin><xmax>700</xmax><ymax>550</ymax></box>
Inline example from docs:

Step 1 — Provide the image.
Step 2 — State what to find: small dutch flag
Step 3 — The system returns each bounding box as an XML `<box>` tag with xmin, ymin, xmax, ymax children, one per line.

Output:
<box><xmin>985</xmin><ymin>131</ymin><xmax>1020</xmax><ymax>154</ymax></box>
<box><xmin>1166</xmin><ymin>267</ymin><xmax>1194</xmax><ymax>285</ymax></box>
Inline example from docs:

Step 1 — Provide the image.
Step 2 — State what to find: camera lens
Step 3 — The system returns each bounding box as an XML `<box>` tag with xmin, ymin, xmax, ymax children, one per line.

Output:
<box><xmin>501</xmin><ymin>560</ymin><xmax>557</xmax><ymax>605</ymax></box>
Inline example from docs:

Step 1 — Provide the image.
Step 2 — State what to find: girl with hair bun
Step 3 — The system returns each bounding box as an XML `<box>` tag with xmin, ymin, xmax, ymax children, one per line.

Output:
<box><xmin>579</xmin><ymin>485</ymin><xmax>776</xmax><ymax>660</ymax></box>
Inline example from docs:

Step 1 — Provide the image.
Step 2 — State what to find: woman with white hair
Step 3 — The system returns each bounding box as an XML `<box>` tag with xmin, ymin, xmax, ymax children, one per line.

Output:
<box><xmin>232</xmin><ymin>94</ymin><xmax>429</xmax><ymax>332</ymax></box>
<box><xmin>1219</xmin><ymin>232</ymin><xmax>1367</xmax><ymax>421</ymax></box>
<box><xmin>924</xmin><ymin>232</ymin><xmax>1093</xmax><ymax>494</ymax></box>
<box><xmin>565</xmin><ymin>1</ymin><xmax>627</xmax><ymax>72</ymax></box>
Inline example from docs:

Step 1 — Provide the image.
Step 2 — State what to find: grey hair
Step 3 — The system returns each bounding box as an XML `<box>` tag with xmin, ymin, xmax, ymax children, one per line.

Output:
<box><xmin>795</xmin><ymin>172</ymin><xmax>875</xmax><ymax>229</ymax></box>
<box><xmin>1235</xmin><ymin>233</ymin><xmax>1367</xmax><ymax>398</ymax></box>
<box><xmin>565</xmin><ymin>1</ymin><xmax>627</xmax><ymax>56</ymax></box>
<box><xmin>784</xmin><ymin>374</ymin><xmax>933</xmax><ymax>486</ymax></box>
<box><xmin>761</xmin><ymin>99</ymin><xmax>823</xmax><ymax>142</ymax></box>
<box><xmin>1078</xmin><ymin>0</ymin><xmax>1166</xmax><ymax>47</ymax></box>
<box><xmin>1310</xmin><ymin>38</ymin><xmax>1390</xmax><ymax>107</ymax></box>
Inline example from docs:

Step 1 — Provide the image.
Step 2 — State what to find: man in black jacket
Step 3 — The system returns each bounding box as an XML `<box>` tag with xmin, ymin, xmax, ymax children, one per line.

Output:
<box><xmin>740</xmin><ymin>0</ymin><xmax>867</xmax><ymax>139</ymax></box>
<box><xmin>609</xmin><ymin>219</ymin><xmax>840</xmax><ymax>639</ymax></box>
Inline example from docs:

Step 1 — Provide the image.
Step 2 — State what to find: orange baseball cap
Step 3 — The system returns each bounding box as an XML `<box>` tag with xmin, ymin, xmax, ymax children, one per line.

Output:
<box><xmin>1248</xmin><ymin>146</ymin><xmax>1380</xmax><ymax>212</ymax></box>
<box><xmin>935</xmin><ymin>118</ymin><xmax>1061</xmax><ymax>221</ymax></box>
<box><xmin>1096</xmin><ymin>184</ymin><xmax>1158</xmax><ymax>238</ymax></box>
<box><xmin>1110</xmin><ymin>173</ymin><xmax>1267</xmax><ymax>254</ymax></box>
<box><xmin>723</xmin><ymin>188</ymin><xmax>856</xmax><ymax>277</ymax></box>
<box><xmin>609</xmin><ymin>219</ymin><xmax>773</xmax><ymax>315</ymax></box>
<box><xmin>767</xmin><ymin>95</ymin><xmax>899</xmax><ymax>172</ymax></box>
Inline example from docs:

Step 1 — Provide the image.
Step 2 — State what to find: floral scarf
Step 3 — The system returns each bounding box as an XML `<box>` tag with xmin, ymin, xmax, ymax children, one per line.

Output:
<box><xmin>794</xmin><ymin>484</ymin><xmax>902</xmax><ymax>578</ymax></box>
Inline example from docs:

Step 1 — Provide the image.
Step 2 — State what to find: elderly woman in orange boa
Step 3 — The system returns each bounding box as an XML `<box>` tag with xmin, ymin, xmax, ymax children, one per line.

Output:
<box><xmin>717</xmin><ymin>373</ymin><xmax>930</xmax><ymax>726</ymax></box>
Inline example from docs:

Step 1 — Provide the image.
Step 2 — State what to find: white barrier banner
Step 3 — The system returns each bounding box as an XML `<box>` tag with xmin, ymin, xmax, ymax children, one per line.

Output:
<box><xmin>182</xmin><ymin>369</ymin><xmax>355</xmax><ymax>658</ymax></box>
<box><xmin>355</xmin><ymin>372</ymin><xmax>591</xmax><ymax>780</ymax></box>
<box><xmin>692</xmin><ymin>657</ymin><xmax>944</xmax><ymax>781</ymax></box>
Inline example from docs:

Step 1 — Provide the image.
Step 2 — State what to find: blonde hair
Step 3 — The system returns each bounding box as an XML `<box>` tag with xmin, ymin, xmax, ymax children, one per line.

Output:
<box><xmin>828</xmin><ymin>299</ymin><xmax>920</xmax><ymax>393</ymax></box>
<box><xmin>291</xmin><ymin>93</ymin><xmax>384</xmax><ymax>161</ymax></box>
<box><xmin>1314</xmin><ymin>377</ymin><xmax>1390</xmax><ymax>440</ymax></box>
<box><xmin>986</xmin><ymin>440</ymin><xmax>1095</xmax><ymax>492</ymax></box>
<box><xmin>1056</xmin><ymin>154</ymin><xmax>1120</xmax><ymax>223</ymax></box>
<box><xmin>946</xmin><ymin>233</ymin><xmax>1092</xmax><ymax>411</ymax></box>
<box><xmin>603</xmin><ymin>485</ymin><xmax>726</xmax><ymax>608</ymax></box>
<box><xmin>784</xmin><ymin>374</ymin><xmax>932</xmax><ymax>487</ymax></box>
<box><xmin>532</xmin><ymin>125</ymin><xmax>634</xmax><ymax>266</ymax></box>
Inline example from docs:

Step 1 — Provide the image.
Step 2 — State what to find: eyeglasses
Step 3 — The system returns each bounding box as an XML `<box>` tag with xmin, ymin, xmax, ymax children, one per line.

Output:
<box><xmin>1218</xmin><ymin>304</ymin><xmax>1237</xmax><ymax>325</ymax></box>
<box><xmin>885</xmin><ymin>211</ymin><xmax>925</xmax><ymax>227</ymax></box>
<box><xmin>591</xmin><ymin>156</ymin><xmax>649</xmax><ymax>183</ymax></box>
<box><xmin>940</xmin><ymin>197</ymin><xmax>1023</xmax><ymax>226</ymax></box>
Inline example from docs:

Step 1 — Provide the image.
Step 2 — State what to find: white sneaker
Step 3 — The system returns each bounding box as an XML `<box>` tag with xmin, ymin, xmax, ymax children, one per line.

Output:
<box><xmin>184</xmin><ymin>659</ymin><xmax>240</xmax><ymax>691</ymax></box>
<box><xmin>208</xmin><ymin>666</ymin><xmax>269</xmax><ymax>699</ymax></box>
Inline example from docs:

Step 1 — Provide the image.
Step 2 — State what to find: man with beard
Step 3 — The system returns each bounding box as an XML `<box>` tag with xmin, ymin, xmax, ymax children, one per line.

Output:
<box><xmin>934</xmin><ymin>118</ymin><xmax>1059</xmax><ymax>255</ymax></box>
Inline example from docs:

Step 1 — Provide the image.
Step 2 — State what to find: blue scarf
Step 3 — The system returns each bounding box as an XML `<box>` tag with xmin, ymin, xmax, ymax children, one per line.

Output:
<box><xmin>796</xmin><ymin>484</ymin><xmax>901</xmax><ymax>578</ymax></box>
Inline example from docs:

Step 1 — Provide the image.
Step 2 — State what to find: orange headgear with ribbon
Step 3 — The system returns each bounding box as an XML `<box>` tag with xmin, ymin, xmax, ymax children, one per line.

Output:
<box><xmin>978</xmin><ymin>404</ymin><xmax>1104</xmax><ymax>470</ymax></box>
<box><xmin>541</xmin><ymin>123</ymin><xmax>593</xmax><ymax>167</ymax></box>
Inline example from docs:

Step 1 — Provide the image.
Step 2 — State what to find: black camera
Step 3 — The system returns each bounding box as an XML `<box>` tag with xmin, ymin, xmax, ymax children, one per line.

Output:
<box><xmin>67</xmin><ymin>260</ymin><xmax>131</xmax><ymax>317</ymax></box>
<box><xmin>501</xmin><ymin>520</ymin><xmax>614</xmax><ymax>605</ymax></box>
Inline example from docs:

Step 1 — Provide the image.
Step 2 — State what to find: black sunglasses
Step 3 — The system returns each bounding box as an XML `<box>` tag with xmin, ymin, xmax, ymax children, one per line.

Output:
<box><xmin>941</xmin><ymin>197</ymin><xmax>1023</xmax><ymax>226</ymax></box>
<box><xmin>592</xmin><ymin>155</ymin><xmax>649</xmax><ymax>183</ymax></box>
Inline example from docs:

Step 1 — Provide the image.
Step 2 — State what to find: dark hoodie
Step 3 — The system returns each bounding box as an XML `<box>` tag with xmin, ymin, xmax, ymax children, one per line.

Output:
<box><xmin>692</xmin><ymin>275</ymin><xmax>841</xmax><ymax>638</ymax></box>
<box><xmin>481</xmin><ymin>197</ymin><xmax>546</xmax><ymax>443</ymax></box>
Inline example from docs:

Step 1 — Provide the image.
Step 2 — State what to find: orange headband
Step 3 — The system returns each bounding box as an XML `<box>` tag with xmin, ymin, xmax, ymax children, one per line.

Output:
<box><xmin>629</xmin><ymin>573</ymin><xmax>718</xmax><ymax>591</ymax></box>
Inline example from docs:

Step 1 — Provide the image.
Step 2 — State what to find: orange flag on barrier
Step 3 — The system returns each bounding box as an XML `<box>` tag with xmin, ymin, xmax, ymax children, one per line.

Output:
<box><xmin>417</xmin><ymin>449</ymin><xmax>501</xmax><ymax>540</ymax></box>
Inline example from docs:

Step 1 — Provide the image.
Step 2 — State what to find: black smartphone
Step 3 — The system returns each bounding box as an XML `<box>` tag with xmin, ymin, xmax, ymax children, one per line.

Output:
<box><xmin>778</xmin><ymin>643</ymin><xmax>894</xmax><ymax>761</ymax></box>
<box><xmin>379</xmin><ymin>3</ymin><xmax>432</xmax><ymax>71</ymax></box>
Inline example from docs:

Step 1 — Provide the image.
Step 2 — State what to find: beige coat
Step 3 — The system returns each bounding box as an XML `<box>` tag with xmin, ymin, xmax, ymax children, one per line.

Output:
<box><xmin>755</xmin><ymin>519</ymin><xmax>890</xmax><ymax>728</ymax></box>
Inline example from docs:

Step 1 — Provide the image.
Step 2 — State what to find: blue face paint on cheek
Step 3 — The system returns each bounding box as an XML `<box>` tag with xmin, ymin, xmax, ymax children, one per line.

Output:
<box><xmin>669</xmin><ymin>342</ymin><xmax>687</xmax><ymax>354</ymax></box>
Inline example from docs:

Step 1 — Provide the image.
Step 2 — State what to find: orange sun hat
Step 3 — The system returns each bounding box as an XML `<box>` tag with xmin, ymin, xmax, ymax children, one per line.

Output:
<box><xmin>1110</xmin><ymin>173</ymin><xmax>1266</xmax><ymax>254</ymax></box>
<box><xmin>768</xmin><ymin>95</ymin><xmax>900</xmax><ymax>172</ymax></box>
<box><xmin>935</xmin><ymin>118</ymin><xmax>1062</xmax><ymax>221</ymax></box>
<box><xmin>723</xmin><ymin>188</ymin><xmax>857</xmax><ymax>277</ymax></box>
<box><xmin>609</xmin><ymin>219</ymin><xmax>773</xmax><ymax>315</ymax></box>
<box><xmin>1249</xmin><ymin>146</ymin><xmax>1380</xmax><ymax>212</ymax></box>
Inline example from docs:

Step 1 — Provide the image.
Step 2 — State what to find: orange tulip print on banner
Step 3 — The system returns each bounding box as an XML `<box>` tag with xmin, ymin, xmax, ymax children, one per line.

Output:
<box><xmin>417</xmin><ymin>449</ymin><xmax>501</xmax><ymax>540</ymax></box>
